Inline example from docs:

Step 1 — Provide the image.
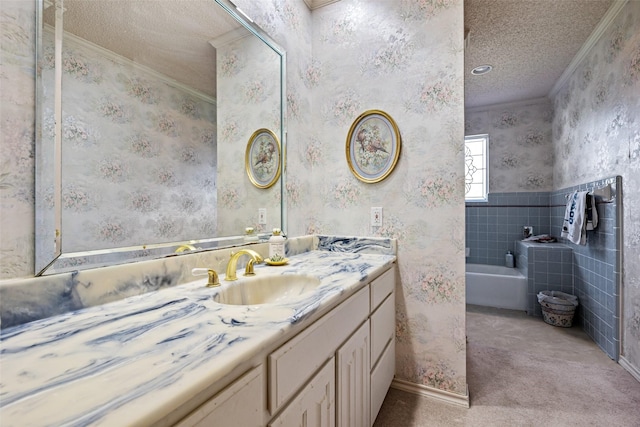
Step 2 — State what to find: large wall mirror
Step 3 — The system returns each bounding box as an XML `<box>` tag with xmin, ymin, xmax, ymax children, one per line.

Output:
<box><xmin>35</xmin><ymin>0</ymin><xmax>286</xmax><ymax>275</ymax></box>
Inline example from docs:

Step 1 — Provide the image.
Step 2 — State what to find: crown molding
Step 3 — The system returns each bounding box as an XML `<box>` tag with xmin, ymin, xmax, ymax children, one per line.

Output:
<box><xmin>303</xmin><ymin>0</ymin><xmax>341</xmax><ymax>11</ymax></box>
<box><xmin>549</xmin><ymin>0</ymin><xmax>629</xmax><ymax>98</ymax></box>
<box><xmin>465</xmin><ymin>96</ymin><xmax>550</xmax><ymax>114</ymax></box>
<box><xmin>44</xmin><ymin>25</ymin><xmax>216</xmax><ymax>105</ymax></box>
<box><xmin>209</xmin><ymin>27</ymin><xmax>252</xmax><ymax>48</ymax></box>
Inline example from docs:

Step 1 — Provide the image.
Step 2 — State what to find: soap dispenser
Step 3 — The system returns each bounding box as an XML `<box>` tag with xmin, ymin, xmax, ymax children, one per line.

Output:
<box><xmin>269</xmin><ymin>228</ymin><xmax>285</xmax><ymax>259</ymax></box>
<box><xmin>505</xmin><ymin>251</ymin><xmax>515</xmax><ymax>268</ymax></box>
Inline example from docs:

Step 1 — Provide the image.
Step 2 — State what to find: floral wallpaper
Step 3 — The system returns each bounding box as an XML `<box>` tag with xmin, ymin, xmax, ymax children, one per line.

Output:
<box><xmin>552</xmin><ymin>1</ymin><xmax>640</xmax><ymax>376</ymax></box>
<box><xmin>309</xmin><ymin>0</ymin><xmax>466</xmax><ymax>396</ymax></box>
<box><xmin>36</xmin><ymin>30</ymin><xmax>217</xmax><ymax>268</ymax></box>
<box><xmin>236</xmin><ymin>0</ymin><xmax>467</xmax><ymax>397</ymax></box>
<box><xmin>465</xmin><ymin>98</ymin><xmax>554</xmax><ymax>192</ymax></box>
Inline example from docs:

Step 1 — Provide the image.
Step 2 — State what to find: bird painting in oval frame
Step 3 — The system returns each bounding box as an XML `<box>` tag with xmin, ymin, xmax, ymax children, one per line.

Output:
<box><xmin>245</xmin><ymin>128</ymin><xmax>281</xmax><ymax>189</ymax></box>
<box><xmin>346</xmin><ymin>110</ymin><xmax>401</xmax><ymax>183</ymax></box>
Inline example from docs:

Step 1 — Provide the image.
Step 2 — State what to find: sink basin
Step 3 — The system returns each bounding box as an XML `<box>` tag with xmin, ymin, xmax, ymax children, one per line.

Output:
<box><xmin>212</xmin><ymin>274</ymin><xmax>322</xmax><ymax>306</ymax></box>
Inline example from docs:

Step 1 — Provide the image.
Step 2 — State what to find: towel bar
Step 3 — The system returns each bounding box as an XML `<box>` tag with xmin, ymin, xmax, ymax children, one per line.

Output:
<box><xmin>563</xmin><ymin>183</ymin><xmax>614</xmax><ymax>203</ymax></box>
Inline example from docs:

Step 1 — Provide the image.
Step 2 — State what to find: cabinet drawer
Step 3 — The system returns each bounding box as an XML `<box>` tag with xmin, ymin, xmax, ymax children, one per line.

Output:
<box><xmin>370</xmin><ymin>292</ymin><xmax>394</xmax><ymax>368</ymax></box>
<box><xmin>370</xmin><ymin>339</ymin><xmax>395</xmax><ymax>424</ymax></box>
<box><xmin>176</xmin><ymin>365</ymin><xmax>263</xmax><ymax>427</ymax></box>
<box><xmin>370</xmin><ymin>267</ymin><xmax>394</xmax><ymax>312</ymax></box>
<box><xmin>269</xmin><ymin>286</ymin><xmax>369</xmax><ymax>414</ymax></box>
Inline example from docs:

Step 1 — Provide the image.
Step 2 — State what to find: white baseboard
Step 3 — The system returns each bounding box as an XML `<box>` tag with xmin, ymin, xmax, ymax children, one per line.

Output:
<box><xmin>619</xmin><ymin>356</ymin><xmax>640</xmax><ymax>383</ymax></box>
<box><xmin>391</xmin><ymin>378</ymin><xmax>470</xmax><ymax>408</ymax></box>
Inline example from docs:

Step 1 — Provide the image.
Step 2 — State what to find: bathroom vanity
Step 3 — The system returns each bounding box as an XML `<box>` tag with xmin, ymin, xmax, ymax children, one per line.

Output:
<box><xmin>178</xmin><ymin>265</ymin><xmax>395</xmax><ymax>427</ymax></box>
<box><xmin>0</xmin><ymin>250</ymin><xmax>396</xmax><ymax>427</ymax></box>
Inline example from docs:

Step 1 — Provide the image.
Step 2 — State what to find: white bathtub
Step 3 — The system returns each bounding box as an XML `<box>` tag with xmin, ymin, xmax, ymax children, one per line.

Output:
<box><xmin>465</xmin><ymin>264</ymin><xmax>527</xmax><ymax>311</ymax></box>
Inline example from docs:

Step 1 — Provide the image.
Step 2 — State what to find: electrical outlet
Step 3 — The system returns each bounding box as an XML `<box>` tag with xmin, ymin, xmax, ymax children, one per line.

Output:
<box><xmin>371</xmin><ymin>207</ymin><xmax>383</xmax><ymax>227</ymax></box>
<box><xmin>258</xmin><ymin>208</ymin><xmax>267</xmax><ymax>224</ymax></box>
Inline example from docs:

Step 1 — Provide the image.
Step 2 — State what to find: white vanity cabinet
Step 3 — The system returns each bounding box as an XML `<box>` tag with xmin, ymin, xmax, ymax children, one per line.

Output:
<box><xmin>175</xmin><ymin>264</ymin><xmax>395</xmax><ymax>427</ymax></box>
<box><xmin>270</xmin><ymin>265</ymin><xmax>396</xmax><ymax>427</ymax></box>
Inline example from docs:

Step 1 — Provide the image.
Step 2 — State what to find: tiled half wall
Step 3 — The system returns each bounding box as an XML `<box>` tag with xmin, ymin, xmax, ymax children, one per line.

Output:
<box><xmin>549</xmin><ymin>176</ymin><xmax>621</xmax><ymax>360</ymax></box>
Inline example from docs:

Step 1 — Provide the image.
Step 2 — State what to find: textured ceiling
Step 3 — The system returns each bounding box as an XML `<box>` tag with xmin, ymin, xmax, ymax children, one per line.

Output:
<box><xmin>45</xmin><ymin>0</ymin><xmax>245</xmax><ymax>98</ymax></box>
<box><xmin>464</xmin><ymin>0</ymin><xmax>614</xmax><ymax>109</ymax></box>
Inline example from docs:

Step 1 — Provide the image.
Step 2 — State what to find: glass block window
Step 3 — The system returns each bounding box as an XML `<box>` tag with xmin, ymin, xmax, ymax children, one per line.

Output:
<box><xmin>464</xmin><ymin>134</ymin><xmax>488</xmax><ymax>201</ymax></box>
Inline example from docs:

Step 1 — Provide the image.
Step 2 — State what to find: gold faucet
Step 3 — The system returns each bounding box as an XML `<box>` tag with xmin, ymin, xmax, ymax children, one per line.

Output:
<box><xmin>225</xmin><ymin>249</ymin><xmax>264</xmax><ymax>281</ymax></box>
<box><xmin>191</xmin><ymin>267</ymin><xmax>220</xmax><ymax>287</ymax></box>
<box><xmin>175</xmin><ymin>244</ymin><xmax>197</xmax><ymax>253</ymax></box>
<box><xmin>205</xmin><ymin>269</ymin><xmax>220</xmax><ymax>287</ymax></box>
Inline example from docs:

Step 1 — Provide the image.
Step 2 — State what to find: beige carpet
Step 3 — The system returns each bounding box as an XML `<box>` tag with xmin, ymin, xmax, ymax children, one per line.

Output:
<box><xmin>373</xmin><ymin>305</ymin><xmax>640</xmax><ymax>426</ymax></box>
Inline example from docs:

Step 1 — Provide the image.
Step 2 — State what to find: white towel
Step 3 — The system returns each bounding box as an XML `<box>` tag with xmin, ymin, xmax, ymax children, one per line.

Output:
<box><xmin>561</xmin><ymin>191</ymin><xmax>587</xmax><ymax>245</ymax></box>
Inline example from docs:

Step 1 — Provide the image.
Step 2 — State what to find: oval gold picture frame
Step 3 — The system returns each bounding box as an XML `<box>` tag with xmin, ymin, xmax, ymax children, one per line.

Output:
<box><xmin>245</xmin><ymin>128</ymin><xmax>281</xmax><ymax>189</ymax></box>
<box><xmin>346</xmin><ymin>110</ymin><xmax>401</xmax><ymax>183</ymax></box>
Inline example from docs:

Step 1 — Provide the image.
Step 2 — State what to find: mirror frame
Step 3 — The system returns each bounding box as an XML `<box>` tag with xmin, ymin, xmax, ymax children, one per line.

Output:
<box><xmin>34</xmin><ymin>0</ymin><xmax>287</xmax><ymax>275</ymax></box>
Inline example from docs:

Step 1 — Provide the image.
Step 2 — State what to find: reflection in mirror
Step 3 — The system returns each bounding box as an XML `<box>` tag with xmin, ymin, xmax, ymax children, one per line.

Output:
<box><xmin>35</xmin><ymin>0</ymin><xmax>285</xmax><ymax>275</ymax></box>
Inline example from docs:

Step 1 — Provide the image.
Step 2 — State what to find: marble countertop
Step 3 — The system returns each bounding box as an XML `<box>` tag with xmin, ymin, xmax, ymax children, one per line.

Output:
<box><xmin>0</xmin><ymin>251</ymin><xmax>395</xmax><ymax>427</ymax></box>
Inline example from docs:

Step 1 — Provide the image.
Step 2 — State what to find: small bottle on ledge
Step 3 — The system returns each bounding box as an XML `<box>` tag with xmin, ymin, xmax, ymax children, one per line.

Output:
<box><xmin>505</xmin><ymin>250</ymin><xmax>515</xmax><ymax>268</ymax></box>
<box><xmin>269</xmin><ymin>228</ymin><xmax>285</xmax><ymax>259</ymax></box>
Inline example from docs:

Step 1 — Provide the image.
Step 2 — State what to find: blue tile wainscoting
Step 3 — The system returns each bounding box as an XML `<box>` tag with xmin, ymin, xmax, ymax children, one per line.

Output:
<box><xmin>466</xmin><ymin>176</ymin><xmax>622</xmax><ymax>360</ymax></box>
<box><xmin>465</xmin><ymin>192</ymin><xmax>551</xmax><ymax>266</ymax></box>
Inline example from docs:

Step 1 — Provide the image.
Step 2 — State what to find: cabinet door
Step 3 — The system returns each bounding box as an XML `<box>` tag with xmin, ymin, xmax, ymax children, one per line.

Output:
<box><xmin>337</xmin><ymin>320</ymin><xmax>370</xmax><ymax>427</ymax></box>
<box><xmin>175</xmin><ymin>365</ymin><xmax>263</xmax><ymax>427</ymax></box>
<box><xmin>269</xmin><ymin>357</ymin><xmax>335</xmax><ymax>427</ymax></box>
